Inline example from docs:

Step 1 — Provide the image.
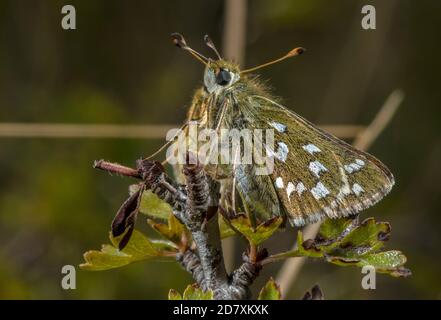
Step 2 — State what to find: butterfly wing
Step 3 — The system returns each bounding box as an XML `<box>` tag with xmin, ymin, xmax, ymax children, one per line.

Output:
<box><xmin>240</xmin><ymin>94</ymin><xmax>394</xmax><ymax>226</ymax></box>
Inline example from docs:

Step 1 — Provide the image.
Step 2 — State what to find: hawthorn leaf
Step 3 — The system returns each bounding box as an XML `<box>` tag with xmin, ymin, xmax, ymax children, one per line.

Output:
<box><xmin>180</xmin><ymin>284</ymin><xmax>213</xmax><ymax>300</ymax></box>
<box><xmin>268</xmin><ymin>217</ymin><xmax>411</xmax><ymax>278</ymax></box>
<box><xmin>219</xmin><ymin>215</ymin><xmax>237</xmax><ymax>239</ymax></box>
<box><xmin>258</xmin><ymin>278</ymin><xmax>282</xmax><ymax>300</ymax></box>
<box><xmin>229</xmin><ymin>214</ymin><xmax>283</xmax><ymax>245</ymax></box>
<box><xmin>80</xmin><ymin>230</ymin><xmax>177</xmax><ymax>271</ymax></box>
<box><xmin>318</xmin><ymin>216</ymin><xmax>356</xmax><ymax>240</ymax></box>
<box><xmin>139</xmin><ymin>190</ymin><xmax>173</xmax><ymax>220</ymax></box>
<box><xmin>80</xmin><ymin>246</ymin><xmax>131</xmax><ymax>271</ymax></box>
<box><xmin>148</xmin><ymin>214</ymin><xmax>188</xmax><ymax>244</ymax></box>
<box><xmin>168</xmin><ymin>289</ymin><xmax>183</xmax><ymax>300</ymax></box>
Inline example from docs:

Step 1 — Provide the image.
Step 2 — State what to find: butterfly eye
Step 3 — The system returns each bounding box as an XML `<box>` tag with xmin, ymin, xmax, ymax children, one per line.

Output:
<box><xmin>216</xmin><ymin>69</ymin><xmax>232</xmax><ymax>86</ymax></box>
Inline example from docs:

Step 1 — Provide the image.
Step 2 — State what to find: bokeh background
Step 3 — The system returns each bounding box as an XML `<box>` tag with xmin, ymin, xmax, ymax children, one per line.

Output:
<box><xmin>0</xmin><ymin>0</ymin><xmax>440</xmax><ymax>299</ymax></box>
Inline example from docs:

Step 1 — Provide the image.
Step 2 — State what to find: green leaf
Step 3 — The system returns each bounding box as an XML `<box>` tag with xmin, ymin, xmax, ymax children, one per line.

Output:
<box><xmin>327</xmin><ymin>250</ymin><xmax>406</xmax><ymax>269</ymax></box>
<box><xmin>318</xmin><ymin>217</ymin><xmax>355</xmax><ymax>239</ymax></box>
<box><xmin>149</xmin><ymin>239</ymin><xmax>179</xmax><ymax>252</ymax></box>
<box><xmin>80</xmin><ymin>246</ymin><xmax>132</xmax><ymax>271</ymax></box>
<box><xmin>173</xmin><ymin>284</ymin><xmax>213</xmax><ymax>300</ymax></box>
<box><xmin>269</xmin><ymin>217</ymin><xmax>411</xmax><ymax>278</ymax></box>
<box><xmin>219</xmin><ymin>215</ymin><xmax>237</xmax><ymax>239</ymax></box>
<box><xmin>361</xmin><ymin>250</ymin><xmax>406</xmax><ymax>269</ymax></box>
<box><xmin>258</xmin><ymin>278</ymin><xmax>282</xmax><ymax>300</ymax></box>
<box><xmin>229</xmin><ymin>214</ymin><xmax>283</xmax><ymax>245</ymax></box>
<box><xmin>80</xmin><ymin>230</ymin><xmax>177</xmax><ymax>271</ymax></box>
<box><xmin>338</xmin><ymin>218</ymin><xmax>390</xmax><ymax>253</ymax></box>
<box><xmin>271</xmin><ymin>231</ymin><xmax>321</xmax><ymax>260</ymax></box>
<box><xmin>168</xmin><ymin>289</ymin><xmax>183</xmax><ymax>300</ymax></box>
<box><xmin>168</xmin><ymin>285</ymin><xmax>213</xmax><ymax>300</ymax></box>
<box><xmin>148</xmin><ymin>214</ymin><xmax>188</xmax><ymax>244</ymax></box>
<box><xmin>139</xmin><ymin>190</ymin><xmax>173</xmax><ymax>220</ymax></box>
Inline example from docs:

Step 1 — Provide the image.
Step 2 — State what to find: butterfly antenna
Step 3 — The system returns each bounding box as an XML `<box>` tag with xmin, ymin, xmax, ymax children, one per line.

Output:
<box><xmin>145</xmin><ymin>122</ymin><xmax>189</xmax><ymax>161</ymax></box>
<box><xmin>241</xmin><ymin>47</ymin><xmax>306</xmax><ymax>74</ymax></box>
<box><xmin>204</xmin><ymin>35</ymin><xmax>222</xmax><ymax>60</ymax></box>
<box><xmin>171</xmin><ymin>33</ymin><xmax>209</xmax><ymax>66</ymax></box>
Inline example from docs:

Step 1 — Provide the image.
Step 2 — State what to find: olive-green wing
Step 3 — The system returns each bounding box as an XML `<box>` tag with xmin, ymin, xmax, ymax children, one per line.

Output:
<box><xmin>242</xmin><ymin>95</ymin><xmax>394</xmax><ymax>226</ymax></box>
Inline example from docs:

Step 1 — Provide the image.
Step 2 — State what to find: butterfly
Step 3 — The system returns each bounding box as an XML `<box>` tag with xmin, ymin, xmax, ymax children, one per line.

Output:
<box><xmin>169</xmin><ymin>33</ymin><xmax>394</xmax><ymax>228</ymax></box>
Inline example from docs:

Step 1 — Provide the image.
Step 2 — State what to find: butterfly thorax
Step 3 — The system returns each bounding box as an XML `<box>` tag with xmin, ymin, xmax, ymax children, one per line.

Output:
<box><xmin>196</xmin><ymin>60</ymin><xmax>271</xmax><ymax>128</ymax></box>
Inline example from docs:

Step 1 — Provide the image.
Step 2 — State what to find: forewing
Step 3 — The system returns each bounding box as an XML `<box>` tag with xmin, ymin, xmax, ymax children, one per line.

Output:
<box><xmin>245</xmin><ymin>95</ymin><xmax>394</xmax><ymax>226</ymax></box>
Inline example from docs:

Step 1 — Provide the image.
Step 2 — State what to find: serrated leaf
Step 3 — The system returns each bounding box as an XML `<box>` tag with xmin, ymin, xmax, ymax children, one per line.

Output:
<box><xmin>269</xmin><ymin>217</ymin><xmax>410</xmax><ymax>278</ymax></box>
<box><xmin>168</xmin><ymin>289</ymin><xmax>183</xmax><ymax>300</ymax></box>
<box><xmin>229</xmin><ymin>214</ymin><xmax>282</xmax><ymax>245</ymax></box>
<box><xmin>258</xmin><ymin>278</ymin><xmax>281</xmax><ymax>300</ymax></box>
<box><xmin>80</xmin><ymin>247</ymin><xmax>131</xmax><ymax>271</ymax></box>
<box><xmin>359</xmin><ymin>250</ymin><xmax>407</xmax><ymax>269</ymax></box>
<box><xmin>80</xmin><ymin>230</ymin><xmax>177</xmax><ymax>271</ymax></box>
<box><xmin>139</xmin><ymin>190</ymin><xmax>173</xmax><ymax>219</ymax></box>
<box><xmin>299</xmin><ymin>218</ymin><xmax>393</xmax><ymax>257</ymax></box>
<box><xmin>327</xmin><ymin>250</ymin><xmax>410</xmax><ymax>276</ymax></box>
<box><xmin>338</xmin><ymin>218</ymin><xmax>390</xmax><ymax>252</ymax></box>
<box><xmin>181</xmin><ymin>284</ymin><xmax>213</xmax><ymax>300</ymax></box>
<box><xmin>111</xmin><ymin>229</ymin><xmax>162</xmax><ymax>257</ymax></box>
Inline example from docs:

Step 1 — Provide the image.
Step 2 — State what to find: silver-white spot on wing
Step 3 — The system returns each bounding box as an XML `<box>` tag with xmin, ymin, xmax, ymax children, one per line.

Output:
<box><xmin>287</xmin><ymin>181</ymin><xmax>306</xmax><ymax>199</ymax></box>
<box><xmin>275</xmin><ymin>142</ymin><xmax>289</xmax><ymax>162</ymax></box>
<box><xmin>275</xmin><ymin>177</ymin><xmax>284</xmax><ymax>189</ymax></box>
<box><xmin>269</xmin><ymin>121</ymin><xmax>287</xmax><ymax>133</ymax></box>
<box><xmin>302</xmin><ymin>143</ymin><xmax>321</xmax><ymax>155</ymax></box>
<box><xmin>352</xmin><ymin>183</ymin><xmax>364</xmax><ymax>196</ymax></box>
<box><xmin>311</xmin><ymin>182</ymin><xmax>330</xmax><ymax>200</ymax></box>
<box><xmin>296</xmin><ymin>182</ymin><xmax>306</xmax><ymax>195</ymax></box>
<box><xmin>265</xmin><ymin>142</ymin><xmax>289</xmax><ymax>162</ymax></box>
<box><xmin>286</xmin><ymin>182</ymin><xmax>295</xmax><ymax>199</ymax></box>
<box><xmin>309</xmin><ymin>161</ymin><xmax>328</xmax><ymax>178</ymax></box>
<box><xmin>344</xmin><ymin>158</ymin><xmax>366</xmax><ymax>174</ymax></box>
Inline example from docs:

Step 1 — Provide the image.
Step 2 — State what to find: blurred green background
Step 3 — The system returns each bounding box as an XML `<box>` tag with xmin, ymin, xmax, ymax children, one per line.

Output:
<box><xmin>0</xmin><ymin>0</ymin><xmax>440</xmax><ymax>299</ymax></box>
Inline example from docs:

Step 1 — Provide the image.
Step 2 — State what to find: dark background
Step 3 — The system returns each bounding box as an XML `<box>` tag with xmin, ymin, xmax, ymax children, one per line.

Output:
<box><xmin>0</xmin><ymin>0</ymin><xmax>440</xmax><ymax>299</ymax></box>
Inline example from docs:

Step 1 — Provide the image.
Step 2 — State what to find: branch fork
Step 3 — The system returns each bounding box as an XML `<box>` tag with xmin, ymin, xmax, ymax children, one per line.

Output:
<box><xmin>94</xmin><ymin>156</ymin><xmax>264</xmax><ymax>299</ymax></box>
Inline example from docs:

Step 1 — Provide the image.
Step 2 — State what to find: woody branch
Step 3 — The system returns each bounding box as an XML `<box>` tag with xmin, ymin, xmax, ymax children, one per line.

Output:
<box><xmin>94</xmin><ymin>155</ymin><xmax>263</xmax><ymax>299</ymax></box>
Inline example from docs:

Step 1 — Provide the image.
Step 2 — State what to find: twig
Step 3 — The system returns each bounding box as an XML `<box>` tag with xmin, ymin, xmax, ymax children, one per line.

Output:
<box><xmin>176</xmin><ymin>249</ymin><xmax>208</xmax><ymax>291</ymax></box>
<box><xmin>248</xmin><ymin>242</ymin><xmax>258</xmax><ymax>264</ymax></box>
<box><xmin>93</xmin><ymin>159</ymin><xmax>141</xmax><ymax>178</ymax></box>
<box><xmin>229</xmin><ymin>251</ymin><xmax>264</xmax><ymax>299</ymax></box>
<box><xmin>0</xmin><ymin>122</ymin><xmax>364</xmax><ymax>139</ymax></box>
<box><xmin>0</xmin><ymin>123</ymin><xmax>175</xmax><ymax>139</ymax></box>
<box><xmin>275</xmin><ymin>89</ymin><xmax>404</xmax><ymax>297</ymax></box>
<box><xmin>96</xmin><ymin>155</ymin><xmax>263</xmax><ymax>299</ymax></box>
<box><xmin>353</xmin><ymin>90</ymin><xmax>404</xmax><ymax>150</ymax></box>
<box><xmin>182</xmin><ymin>159</ymin><xmax>228</xmax><ymax>297</ymax></box>
<box><xmin>223</xmin><ymin>0</ymin><xmax>247</xmax><ymax>66</ymax></box>
<box><xmin>274</xmin><ymin>222</ymin><xmax>320</xmax><ymax>294</ymax></box>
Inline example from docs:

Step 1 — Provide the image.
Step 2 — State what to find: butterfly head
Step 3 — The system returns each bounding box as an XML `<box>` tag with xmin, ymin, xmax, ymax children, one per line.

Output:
<box><xmin>203</xmin><ymin>60</ymin><xmax>241</xmax><ymax>93</ymax></box>
<box><xmin>171</xmin><ymin>33</ymin><xmax>241</xmax><ymax>93</ymax></box>
<box><xmin>171</xmin><ymin>32</ymin><xmax>305</xmax><ymax>93</ymax></box>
